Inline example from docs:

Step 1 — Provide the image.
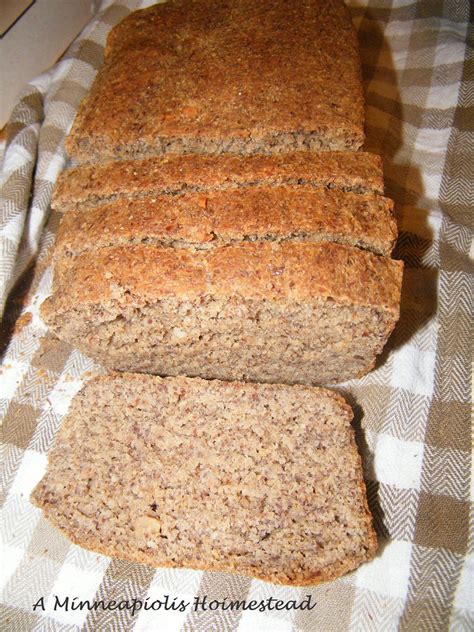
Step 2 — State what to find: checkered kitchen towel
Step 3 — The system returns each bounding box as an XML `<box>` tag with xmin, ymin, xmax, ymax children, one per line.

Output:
<box><xmin>1</xmin><ymin>1</ymin><xmax>472</xmax><ymax>630</ymax></box>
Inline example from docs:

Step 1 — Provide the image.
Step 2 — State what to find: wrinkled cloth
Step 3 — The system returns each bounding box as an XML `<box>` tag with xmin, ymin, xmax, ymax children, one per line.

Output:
<box><xmin>0</xmin><ymin>1</ymin><xmax>472</xmax><ymax>630</ymax></box>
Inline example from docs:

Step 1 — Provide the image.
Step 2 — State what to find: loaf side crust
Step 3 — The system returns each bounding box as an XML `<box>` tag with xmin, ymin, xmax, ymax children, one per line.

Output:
<box><xmin>31</xmin><ymin>373</ymin><xmax>377</xmax><ymax>585</ymax></box>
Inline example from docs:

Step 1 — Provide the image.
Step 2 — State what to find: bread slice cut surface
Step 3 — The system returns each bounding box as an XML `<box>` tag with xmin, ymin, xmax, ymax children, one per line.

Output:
<box><xmin>32</xmin><ymin>373</ymin><xmax>377</xmax><ymax>585</ymax></box>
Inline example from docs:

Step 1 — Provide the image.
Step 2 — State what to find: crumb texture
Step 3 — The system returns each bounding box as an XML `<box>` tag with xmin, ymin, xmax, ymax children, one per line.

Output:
<box><xmin>32</xmin><ymin>374</ymin><xmax>377</xmax><ymax>585</ymax></box>
<box><xmin>65</xmin><ymin>0</ymin><xmax>365</xmax><ymax>162</ymax></box>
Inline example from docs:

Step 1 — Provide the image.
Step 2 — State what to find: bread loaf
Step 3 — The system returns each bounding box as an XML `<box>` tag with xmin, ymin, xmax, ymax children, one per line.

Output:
<box><xmin>66</xmin><ymin>0</ymin><xmax>365</xmax><ymax>163</ymax></box>
<box><xmin>31</xmin><ymin>373</ymin><xmax>377</xmax><ymax>585</ymax></box>
<box><xmin>43</xmin><ymin>240</ymin><xmax>402</xmax><ymax>385</ymax></box>
<box><xmin>42</xmin><ymin>4</ymin><xmax>403</xmax><ymax>385</ymax></box>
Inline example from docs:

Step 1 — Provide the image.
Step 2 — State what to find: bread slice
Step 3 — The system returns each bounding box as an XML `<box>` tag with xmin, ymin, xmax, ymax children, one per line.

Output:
<box><xmin>31</xmin><ymin>373</ymin><xmax>377</xmax><ymax>585</ymax></box>
<box><xmin>66</xmin><ymin>0</ymin><xmax>365</xmax><ymax>163</ymax></box>
<box><xmin>54</xmin><ymin>185</ymin><xmax>397</xmax><ymax>259</ymax></box>
<box><xmin>52</xmin><ymin>151</ymin><xmax>385</xmax><ymax>213</ymax></box>
<box><xmin>42</xmin><ymin>241</ymin><xmax>403</xmax><ymax>385</ymax></box>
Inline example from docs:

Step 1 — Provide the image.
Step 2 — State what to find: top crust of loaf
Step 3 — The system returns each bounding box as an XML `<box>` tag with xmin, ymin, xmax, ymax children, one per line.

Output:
<box><xmin>52</xmin><ymin>152</ymin><xmax>385</xmax><ymax>212</ymax></box>
<box><xmin>65</xmin><ymin>0</ymin><xmax>365</xmax><ymax>162</ymax></box>
<box><xmin>54</xmin><ymin>186</ymin><xmax>397</xmax><ymax>259</ymax></box>
<box><xmin>47</xmin><ymin>241</ymin><xmax>403</xmax><ymax>316</ymax></box>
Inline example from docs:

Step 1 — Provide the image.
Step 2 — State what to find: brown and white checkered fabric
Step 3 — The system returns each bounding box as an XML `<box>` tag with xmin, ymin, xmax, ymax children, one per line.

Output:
<box><xmin>1</xmin><ymin>1</ymin><xmax>472</xmax><ymax>630</ymax></box>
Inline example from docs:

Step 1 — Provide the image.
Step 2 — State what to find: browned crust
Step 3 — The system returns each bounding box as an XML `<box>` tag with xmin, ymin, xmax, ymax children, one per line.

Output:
<box><xmin>46</xmin><ymin>241</ymin><xmax>403</xmax><ymax>316</ymax></box>
<box><xmin>65</xmin><ymin>0</ymin><xmax>365</xmax><ymax>162</ymax></box>
<box><xmin>26</xmin><ymin>516</ymin><xmax>377</xmax><ymax>586</ymax></box>
<box><xmin>54</xmin><ymin>185</ymin><xmax>397</xmax><ymax>259</ymax></box>
<box><xmin>52</xmin><ymin>151</ymin><xmax>385</xmax><ymax>212</ymax></box>
<box><xmin>31</xmin><ymin>373</ymin><xmax>377</xmax><ymax>586</ymax></box>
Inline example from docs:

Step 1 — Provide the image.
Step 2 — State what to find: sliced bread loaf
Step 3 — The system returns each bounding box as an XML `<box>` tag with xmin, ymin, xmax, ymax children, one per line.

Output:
<box><xmin>66</xmin><ymin>0</ymin><xmax>365</xmax><ymax>163</ymax></box>
<box><xmin>42</xmin><ymin>241</ymin><xmax>403</xmax><ymax>384</ymax></box>
<box><xmin>31</xmin><ymin>373</ymin><xmax>377</xmax><ymax>585</ymax></box>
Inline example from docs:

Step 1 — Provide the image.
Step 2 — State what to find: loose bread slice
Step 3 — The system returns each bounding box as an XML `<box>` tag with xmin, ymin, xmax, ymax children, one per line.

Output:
<box><xmin>31</xmin><ymin>373</ymin><xmax>377</xmax><ymax>585</ymax></box>
<box><xmin>42</xmin><ymin>241</ymin><xmax>403</xmax><ymax>385</ymax></box>
<box><xmin>66</xmin><ymin>0</ymin><xmax>365</xmax><ymax>163</ymax></box>
<box><xmin>53</xmin><ymin>152</ymin><xmax>385</xmax><ymax>213</ymax></box>
<box><xmin>54</xmin><ymin>185</ymin><xmax>397</xmax><ymax>259</ymax></box>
